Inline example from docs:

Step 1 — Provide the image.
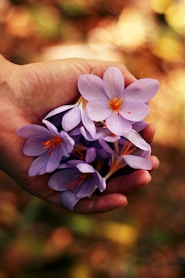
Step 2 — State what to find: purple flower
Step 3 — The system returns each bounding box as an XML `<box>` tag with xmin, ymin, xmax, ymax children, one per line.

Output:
<box><xmin>78</xmin><ymin>67</ymin><xmax>159</xmax><ymax>136</ymax></box>
<box><xmin>99</xmin><ymin>132</ymin><xmax>152</xmax><ymax>180</ymax></box>
<box><xmin>16</xmin><ymin>120</ymin><xmax>75</xmax><ymax>176</ymax></box>
<box><xmin>45</xmin><ymin>96</ymin><xmax>96</xmax><ymax>138</ymax></box>
<box><xmin>48</xmin><ymin>162</ymin><xmax>106</xmax><ymax>210</ymax></box>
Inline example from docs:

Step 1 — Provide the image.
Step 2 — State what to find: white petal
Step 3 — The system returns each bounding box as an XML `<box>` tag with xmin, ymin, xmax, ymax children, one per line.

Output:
<box><xmin>77</xmin><ymin>163</ymin><xmax>95</xmax><ymax>173</ymax></box>
<box><xmin>123</xmin><ymin>155</ymin><xmax>152</xmax><ymax>170</ymax></box>
<box><xmin>81</xmin><ymin>109</ymin><xmax>96</xmax><ymax>138</ymax></box>
<box><xmin>62</xmin><ymin>106</ymin><xmax>81</xmax><ymax>131</ymax></box>
<box><xmin>126</xmin><ymin>129</ymin><xmax>151</xmax><ymax>151</ymax></box>
<box><xmin>44</xmin><ymin>104</ymin><xmax>75</xmax><ymax>119</ymax></box>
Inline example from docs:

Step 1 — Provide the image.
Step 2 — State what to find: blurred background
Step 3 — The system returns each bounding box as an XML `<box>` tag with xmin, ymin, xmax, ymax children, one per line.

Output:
<box><xmin>0</xmin><ymin>0</ymin><xmax>185</xmax><ymax>277</ymax></box>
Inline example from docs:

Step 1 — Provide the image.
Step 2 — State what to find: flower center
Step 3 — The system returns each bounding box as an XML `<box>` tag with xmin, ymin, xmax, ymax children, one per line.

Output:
<box><xmin>65</xmin><ymin>172</ymin><xmax>92</xmax><ymax>190</ymax></box>
<box><xmin>120</xmin><ymin>141</ymin><xmax>137</xmax><ymax>155</ymax></box>
<box><xmin>77</xmin><ymin>96</ymin><xmax>88</xmax><ymax>108</ymax></box>
<box><xmin>42</xmin><ymin>135</ymin><xmax>62</xmax><ymax>156</ymax></box>
<box><xmin>109</xmin><ymin>97</ymin><xmax>123</xmax><ymax>113</ymax></box>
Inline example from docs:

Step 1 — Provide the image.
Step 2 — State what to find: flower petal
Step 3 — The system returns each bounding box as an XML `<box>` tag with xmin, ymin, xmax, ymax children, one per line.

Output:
<box><xmin>122</xmin><ymin>155</ymin><xmax>152</xmax><ymax>170</ymax></box>
<box><xmin>46</xmin><ymin>148</ymin><xmax>63</xmax><ymax>172</ymax></box>
<box><xmin>48</xmin><ymin>168</ymin><xmax>79</xmax><ymax>191</ymax></box>
<box><xmin>28</xmin><ymin>154</ymin><xmax>48</xmax><ymax>176</ymax></box>
<box><xmin>78</xmin><ymin>74</ymin><xmax>106</xmax><ymax>101</ymax></box>
<box><xmin>126</xmin><ymin>129</ymin><xmax>151</xmax><ymax>151</ymax></box>
<box><xmin>42</xmin><ymin>119</ymin><xmax>59</xmax><ymax>134</ymax></box>
<box><xmin>17</xmin><ymin>124</ymin><xmax>50</xmax><ymax>138</ymax></box>
<box><xmin>123</xmin><ymin>78</ymin><xmax>160</xmax><ymax>102</ymax></box>
<box><xmin>86</xmin><ymin>148</ymin><xmax>96</xmax><ymax>163</ymax></box>
<box><xmin>120</xmin><ymin>102</ymin><xmax>150</xmax><ymax>121</ymax></box>
<box><xmin>23</xmin><ymin>138</ymin><xmax>46</xmax><ymax>156</ymax></box>
<box><xmin>106</xmin><ymin>112</ymin><xmax>132</xmax><ymax>135</ymax></box>
<box><xmin>44</xmin><ymin>104</ymin><xmax>75</xmax><ymax>119</ymax></box>
<box><xmin>77</xmin><ymin>163</ymin><xmax>95</xmax><ymax>173</ymax></box>
<box><xmin>132</xmin><ymin>121</ymin><xmax>147</xmax><ymax>132</ymax></box>
<box><xmin>103</xmin><ymin>67</ymin><xmax>125</xmax><ymax>99</ymax></box>
<box><xmin>81</xmin><ymin>108</ymin><xmax>96</xmax><ymax>138</ymax></box>
<box><xmin>62</xmin><ymin>106</ymin><xmax>81</xmax><ymax>131</ymax></box>
<box><xmin>87</xmin><ymin>100</ymin><xmax>111</xmax><ymax>121</ymax></box>
<box><xmin>75</xmin><ymin>177</ymin><xmax>96</xmax><ymax>198</ymax></box>
<box><xmin>61</xmin><ymin>191</ymin><xmax>80</xmax><ymax>211</ymax></box>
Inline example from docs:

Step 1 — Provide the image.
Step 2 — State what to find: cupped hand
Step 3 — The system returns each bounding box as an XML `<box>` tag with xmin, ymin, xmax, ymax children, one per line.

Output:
<box><xmin>0</xmin><ymin>55</ymin><xmax>159</xmax><ymax>213</ymax></box>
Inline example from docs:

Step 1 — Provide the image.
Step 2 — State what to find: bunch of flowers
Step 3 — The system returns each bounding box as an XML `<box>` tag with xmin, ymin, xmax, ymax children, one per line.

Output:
<box><xmin>17</xmin><ymin>67</ymin><xmax>159</xmax><ymax>211</ymax></box>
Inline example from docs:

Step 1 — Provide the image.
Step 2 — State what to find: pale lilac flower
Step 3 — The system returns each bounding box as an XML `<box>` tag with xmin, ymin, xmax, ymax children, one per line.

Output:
<box><xmin>99</xmin><ymin>134</ymin><xmax>152</xmax><ymax>180</ymax></box>
<box><xmin>78</xmin><ymin>67</ymin><xmax>159</xmax><ymax>135</ymax></box>
<box><xmin>48</xmin><ymin>162</ymin><xmax>106</xmax><ymax>210</ymax></box>
<box><xmin>44</xmin><ymin>96</ymin><xmax>96</xmax><ymax>138</ymax></box>
<box><xmin>16</xmin><ymin>120</ymin><xmax>74</xmax><ymax>176</ymax></box>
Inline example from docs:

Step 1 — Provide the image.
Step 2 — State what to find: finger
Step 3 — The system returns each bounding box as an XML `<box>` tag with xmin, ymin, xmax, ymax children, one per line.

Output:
<box><xmin>74</xmin><ymin>193</ymin><xmax>128</xmax><ymax>214</ymax></box>
<box><xmin>106</xmin><ymin>170</ymin><xmax>151</xmax><ymax>195</ymax></box>
<box><xmin>105</xmin><ymin>155</ymin><xmax>159</xmax><ymax>195</ymax></box>
<box><xmin>140</xmin><ymin>124</ymin><xmax>155</xmax><ymax>144</ymax></box>
<box><xmin>150</xmin><ymin>155</ymin><xmax>160</xmax><ymax>171</ymax></box>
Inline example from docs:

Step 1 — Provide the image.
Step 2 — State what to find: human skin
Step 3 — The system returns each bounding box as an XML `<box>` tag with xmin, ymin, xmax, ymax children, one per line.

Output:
<box><xmin>0</xmin><ymin>55</ymin><xmax>159</xmax><ymax>213</ymax></box>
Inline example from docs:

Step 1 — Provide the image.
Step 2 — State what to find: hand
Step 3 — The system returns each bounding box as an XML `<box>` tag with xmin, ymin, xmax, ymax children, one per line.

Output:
<box><xmin>0</xmin><ymin>55</ymin><xmax>159</xmax><ymax>213</ymax></box>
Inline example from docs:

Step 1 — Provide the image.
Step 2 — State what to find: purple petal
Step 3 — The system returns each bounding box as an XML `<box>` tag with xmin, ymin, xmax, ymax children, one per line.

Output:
<box><xmin>103</xmin><ymin>67</ymin><xmax>125</xmax><ymax>99</ymax></box>
<box><xmin>124</xmin><ymin>78</ymin><xmax>160</xmax><ymax>103</ymax></box>
<box><xmin>46</xmin><ymin>148</ymin><xmax>63</xmax><ymax>172</ymax></box>
<box><xmin>42</xmin><ymin>119</ymin><xmax>58</xmax><ymax>134</ymax></box>
<box><xmin>81</xmin><ymin>109</ymin><xmax>96</xmax><ymax>138</ymax></box>
<box><xmin>87</xmin><ymin>100</ymin><xmax>111</xmax><ymax>121</ymax></box>
<box><xmin>120</xmin><ymin>102</ymin><xmax>150</xmax><ymax>121</ymax></box>
<box><xmin>48</xmin><ymin>168</ymin><xmax>79</xmax><ymax>191</ymax></box>
<box><xmin>44</xmin><ymin>104</ymin><xmax>75</xmax><ymax>119</ymax></box>
<box><xmin>122</xmin><ymin>155</ymin><xmax>152</xmax><ymax>170</ymax></box>
<box><xmin>99</xmin><ymin>139</ymin><xmax>114</xmax><ymax>154</ymax></box>
<box><xmin>93</xmin><ymin>171</ymin><xmax>106</xmax><ymax>192</ymax></box>
<box><xmin>62</xmin><ymin>106</ymin><xmax>81</xmax><ymax>131</ymax></box>
<box><xmin>61</xmin><ymin>131</ymin><xmax>75</xmax><ymax>148</ymax></box>
<box><xmin>28</xmin><ymin>154</ymin><xmax>48</xmax><ymax>176</ymax></box>
<box><xmin>78</xmin><ymin>74</ymin><xmax>106</xmax><ymax>101</ymax></box>
<box><xmin>17</xmin><ymin>124</ymin><xmax>50</xmax><ymax>139</ymax></box>
<box><xmin>61</xmin><ymin>191</ymin><xmax>80</xmax><ymax>211</ymax></box>
<box><xmin>85</xmin><ymin>148</ymin><xmax>96</xmax><ymax>163</ymax></box>
<box><xmin>75</xmin><ymin>178</ymin><xmax>96</xmax><ymax>198</ymax></box>
<box><xmin>75</xmin><ymin>171</ymin><xmax>106</xmax><ymax>198</ymax></box>
<box><xmin>77</xmin><ymin>163</ymin><xmax>95</xmax><ymax>173</ymax></box>
<box><xmin>106</xmin><ymin>112</ymin><xmax>132</xmax><ymax>135</ymax></box>
<box><xmin>23</xmin><ymin>138</ymin><xmax>47</xmax><ymax>156</ymax></box>
<box><xmin>132</xmin><ymin>121</ymin><xmax>147</xmax><ymax>132</ymax></box>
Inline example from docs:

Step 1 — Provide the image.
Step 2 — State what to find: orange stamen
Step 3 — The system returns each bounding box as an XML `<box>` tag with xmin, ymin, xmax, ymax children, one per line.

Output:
<box><xmin>42</xmin><ymin>135</ymin><xmax>62</xmax><ymax>156</ymax></box>
<box><xmin>109</xmin><ymin>97</ymin><xmax>123</xmax><ymax>113</ymax></box>
<box><xmin>120</xmin><ymin>141</ymin><xmax>137</xmax><ymax>156</ymax></box>
<box><xmin>65</xmin><ymin>173</ymin><xmax>91</xmax><ymax>190</ymax></box>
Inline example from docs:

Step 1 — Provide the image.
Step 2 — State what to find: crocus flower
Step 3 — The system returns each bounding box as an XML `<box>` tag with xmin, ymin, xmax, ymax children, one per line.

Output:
<box><xmin>45</xmin><ymin>96</ymin><xmax>96</xmax><ymax>138</ymax></box>
<box><xmin>99</xmin><ymin>135</ymin><xmax>152</xmax><ymax>180</ymax></box>
<box><xmin>16</xmin><ymin>120</ymin><xmax>75</xmax><ymax>176</ymax></box>
<box><xmin>48</xmin><ymin>162</ymin><xmax>106</xmax><ymax>210</ymax></box>
<box><xmin>78</xmin><ymin>67</ymin><xmax>159</xmax><ymax>136</ymax></box>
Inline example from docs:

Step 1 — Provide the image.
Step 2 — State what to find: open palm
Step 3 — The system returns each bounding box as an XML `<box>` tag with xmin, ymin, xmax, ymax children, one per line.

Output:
<box><xmin>0</xmin><ymin>56</ymin><xmax>159</xmax><ymax>213</ymax></box>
